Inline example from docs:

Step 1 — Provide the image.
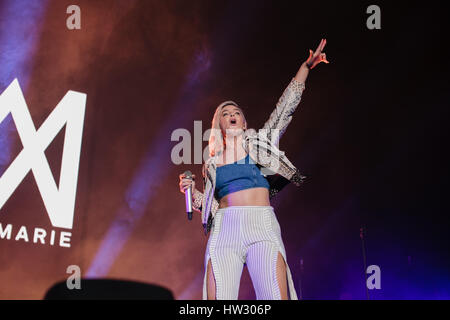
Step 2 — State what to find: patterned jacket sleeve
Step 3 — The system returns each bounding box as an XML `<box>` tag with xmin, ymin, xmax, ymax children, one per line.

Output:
<box><xmin>192</xmin><ymin>189</ymin><xmax>219</xmax><ymax>213</ymax></box>
<box><xmin>192</xmin><ymin>164</ymin><xmax>219</xmax><ymax>214</ymax></box>
<box><xmin>262</xmin><ymin>78</ymin><xmax>306</xmax><ymax>146</ymax></box>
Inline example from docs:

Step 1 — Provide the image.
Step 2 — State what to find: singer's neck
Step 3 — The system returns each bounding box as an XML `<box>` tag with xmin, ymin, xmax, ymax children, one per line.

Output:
<box><xmin>223</xmin><ymin>135</ymin><xmax>245</xmax><ymax>163</ymax></box>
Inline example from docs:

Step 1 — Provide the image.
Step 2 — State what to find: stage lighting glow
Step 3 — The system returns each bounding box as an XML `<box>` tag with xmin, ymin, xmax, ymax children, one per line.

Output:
<box><xmin>0</xmin><ymin>0</ymin><xmax>49</xmax><ymax>173</ymax></box>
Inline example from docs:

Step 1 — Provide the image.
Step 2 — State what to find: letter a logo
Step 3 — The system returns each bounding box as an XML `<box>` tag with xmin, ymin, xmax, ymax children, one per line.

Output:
<box><xmin>0</xmin><ymin>79</ymin><xmax>86</xmax><ymax>229</ymax></box>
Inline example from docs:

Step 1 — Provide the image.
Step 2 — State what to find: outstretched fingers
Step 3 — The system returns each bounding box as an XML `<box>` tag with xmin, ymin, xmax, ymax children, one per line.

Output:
<box><xmin>314</xmin><ymin>38</ymin><xmax>327</xmax><ymax>56</ymax></box>
<box><xmin>314</xmin><ymin>39</ymin><xmax>323</xmax><ymax>54</ymax></box>
<box><xmin>320</xmin><ymin>38</ymin><xmax>327</xmax><ymax>51</ymax></box>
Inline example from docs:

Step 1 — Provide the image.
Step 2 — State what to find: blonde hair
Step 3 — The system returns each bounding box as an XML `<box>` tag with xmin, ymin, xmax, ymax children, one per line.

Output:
<box><xmin>208</xmin><ymin>100</ymin><xmax>247</xmax><ymax>157</ymax></box>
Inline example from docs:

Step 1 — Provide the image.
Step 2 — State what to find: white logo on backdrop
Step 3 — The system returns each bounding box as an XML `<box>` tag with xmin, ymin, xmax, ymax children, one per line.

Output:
<box><xmin>0</xmin><ymin>79</ymin><xmax>86</xmax><ymax>229</ymax></box>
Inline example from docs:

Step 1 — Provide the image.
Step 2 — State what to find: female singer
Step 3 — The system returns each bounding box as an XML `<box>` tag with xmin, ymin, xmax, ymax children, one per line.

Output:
<box><xmin>179</xmin><ymin>39</ymin><xmax>329</xmax><ymax>300</ymax></box>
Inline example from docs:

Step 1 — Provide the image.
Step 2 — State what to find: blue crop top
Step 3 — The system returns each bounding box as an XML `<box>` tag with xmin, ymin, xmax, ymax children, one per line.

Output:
<box><xmin>215</xmin><ymin>154</ymin><xmax>270</xmax><ymax>199</ymax></box>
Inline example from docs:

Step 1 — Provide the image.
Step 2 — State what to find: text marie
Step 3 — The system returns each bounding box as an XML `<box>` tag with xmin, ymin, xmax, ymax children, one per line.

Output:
<box><xmin>0</xmin><ymin>223</ymin><xmax>72</xmax><ymax>248</ymax></box>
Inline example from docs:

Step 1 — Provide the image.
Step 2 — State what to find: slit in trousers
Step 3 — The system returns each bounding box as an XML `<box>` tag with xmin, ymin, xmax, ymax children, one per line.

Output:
<box><xmin>202</xmin><ymin>205</ymin><xmax>298</xmax><ymax>300</ymax></box>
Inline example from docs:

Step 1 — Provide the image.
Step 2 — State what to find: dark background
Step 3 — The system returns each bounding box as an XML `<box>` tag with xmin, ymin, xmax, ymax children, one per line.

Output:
<box><xmin>0</xmin><ymin>0</ymin><xmax>448</xmax><ymax>299</ymax></box>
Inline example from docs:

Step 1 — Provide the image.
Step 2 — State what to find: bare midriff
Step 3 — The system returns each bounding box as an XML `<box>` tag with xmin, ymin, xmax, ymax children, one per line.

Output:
<box><xmin>218</xmin><ymin>187</ymin><xmax>270</xmax><ymax>208</ymax></box>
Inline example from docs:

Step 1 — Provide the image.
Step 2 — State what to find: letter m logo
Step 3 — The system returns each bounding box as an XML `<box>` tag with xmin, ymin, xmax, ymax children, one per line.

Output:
<box><xmin>0</xmin><ymin>79</ymin><xmax>86</xmax><ymax>229</ymax></box>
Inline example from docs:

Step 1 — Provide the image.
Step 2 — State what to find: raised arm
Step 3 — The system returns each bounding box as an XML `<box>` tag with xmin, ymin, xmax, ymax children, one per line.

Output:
<box><xmin>262</xmin><ymin>39</ymin><xmax>329</xmax><ymax>145</ymax></box>
<box><xmin>295</xmin><ymin>38</ymin><xmax>329</xmax><ymax>83</ymax></box>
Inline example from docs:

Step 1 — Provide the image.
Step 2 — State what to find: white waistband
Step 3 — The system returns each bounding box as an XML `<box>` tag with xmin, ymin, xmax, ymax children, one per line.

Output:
<box><xmin>216</xmin><ymin>205</ymin><xmax>274</xmax><ymax>211</ymax></box>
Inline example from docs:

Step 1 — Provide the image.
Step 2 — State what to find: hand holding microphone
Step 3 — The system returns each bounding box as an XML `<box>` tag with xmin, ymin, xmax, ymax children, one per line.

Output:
<box><xmin>179</xmin><ymin>171</ymin><xmax>196</xmax><ymax>220</ymax></box>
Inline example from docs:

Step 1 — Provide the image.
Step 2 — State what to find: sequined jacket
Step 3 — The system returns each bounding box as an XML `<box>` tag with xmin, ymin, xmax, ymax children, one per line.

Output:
<box><xmin>193</xmin><ymin>78</ymin><xmax>307</xmax><ymax>234</ymax></box>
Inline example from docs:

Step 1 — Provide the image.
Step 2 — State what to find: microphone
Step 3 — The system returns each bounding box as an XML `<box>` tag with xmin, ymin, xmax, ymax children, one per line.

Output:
<box><xmin>184</xmin><ymin>170</ymin><xmax>193</xmax><ymax>220</ymax></box>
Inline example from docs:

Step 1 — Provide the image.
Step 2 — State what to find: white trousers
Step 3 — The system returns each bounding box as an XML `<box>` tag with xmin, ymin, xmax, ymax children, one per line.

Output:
<box><xmin>202</xmin><ymin>206</ymin><xmax>298</xmax><ymax>300</ymax></box>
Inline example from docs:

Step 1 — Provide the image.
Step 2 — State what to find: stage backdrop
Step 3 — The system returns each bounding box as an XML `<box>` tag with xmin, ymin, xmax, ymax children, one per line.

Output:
<box><xmin>0</xmin><ymin>0</ymin><xmax>448</xmax><ymax>299</ymax></box>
